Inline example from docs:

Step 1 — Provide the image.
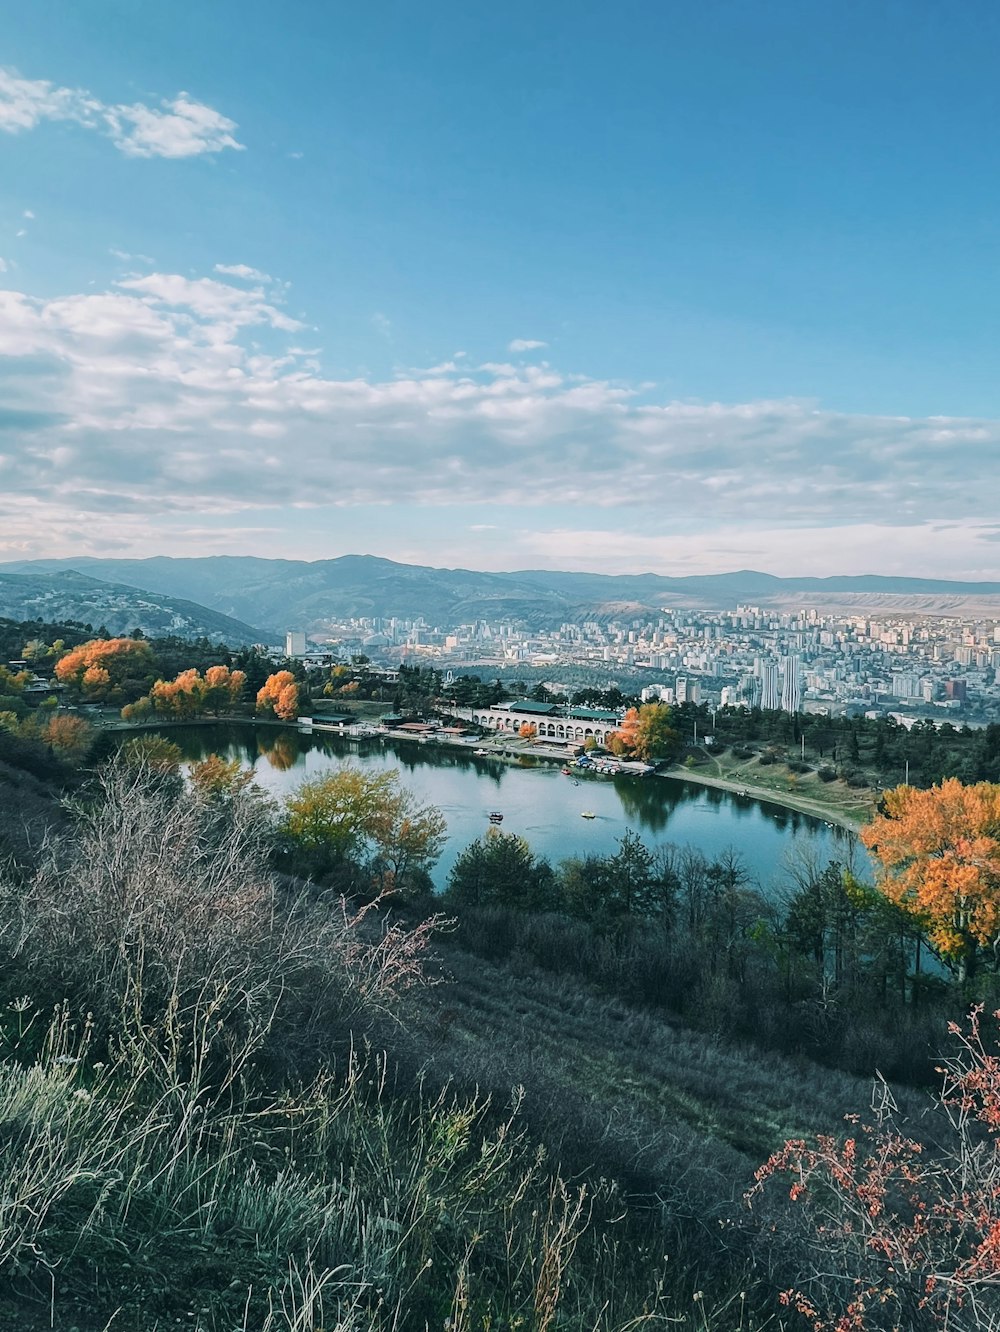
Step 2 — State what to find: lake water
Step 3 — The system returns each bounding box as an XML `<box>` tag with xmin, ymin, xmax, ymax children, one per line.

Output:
<box><xmin>145</xmin><ymin>723</ymin><xmax>864</xmax><ymax>894</ymax></box>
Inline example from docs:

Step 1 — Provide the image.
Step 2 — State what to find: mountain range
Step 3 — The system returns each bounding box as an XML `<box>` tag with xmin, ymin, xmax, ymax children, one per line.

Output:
<box><xmin>5</xmin><ymin>556</ymin><xmax>1000</xmax><ymax>639</ymax></box>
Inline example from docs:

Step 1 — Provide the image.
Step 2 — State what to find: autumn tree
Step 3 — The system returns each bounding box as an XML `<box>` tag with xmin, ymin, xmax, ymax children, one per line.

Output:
<box><xmin>518</xmin><ymin>721</ymin><xmax>537</xmax><ymax>741</ymax></box>
<box><xmin>280</xmin><ymin>765</ymin><xmax>445</xmax><ymax>890</ymax></box>
<box><xmin>256</xmin><ymin>671</ymin><xmax>301</xmax><ymax>721</ymax></box>
<box><xmin>120</xmin><ymin>697</ymin><xmax>153</xmax><ymax>723</ymax></box>
<box><xmin>632</xmin><ymin>703</ymin><xmax>680</xmax><ymax>761</ymax></box>
<box><xmin>606</xmin><ymin>707</ymin><xmax>640</xmax><ymax>757</ymax></box>
<box><xmin>54</xmin><ymin>638</ymin><xmax>154</xmax><ymax>703</ymax></box>
<box><xmin>189</xmin><ymin>754</ymin><xmax>256</xmax><ymax>801</ymax></box>
<box><xmin>368</xmin><ymin>786</ymin><xmax>447</xmax><ymax>896</ymax></box>
<box><xmin>42</xmin><ymin>714</ymin><xmax>94</xmax><ymax>763</ymax></box>
<box><xmin>606</xmin><ymin>704</ymin><xmax>679</xmax><ymax>762</ymax></box>
<box><xmin>119</xmin><ymin>735</ymin><xmax>184</xmax><ymax>774</ymax></box>
<box><xmin>861</xmin><ymin>777</ymin><xmax>1000</xmax><ymax>981</ymax></box>
<box><xmin>0</xmin><ymin>665</ymin><xmax>30</xmax><ymax>695</ymax></box>
<box><xmin>202</xmin><ymin>665</ymin><xmax>247</xmax><ymax>716</ymax></box>
<box><xmin>123</xmin><ymin>664</ymin><xmax>247</xmax><ymax>722</ymax></box>
<box><xmin>151</xmin><ymin>667</ymin><xmax>206</xmax><ymax>719</ymax></box>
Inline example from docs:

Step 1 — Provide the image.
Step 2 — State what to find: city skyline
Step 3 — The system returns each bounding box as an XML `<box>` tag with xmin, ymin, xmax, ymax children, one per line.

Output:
<box><xmin>4</xmin><ymin>5</ymin><xmax>1000</xmax><ymax>577</ymax></box>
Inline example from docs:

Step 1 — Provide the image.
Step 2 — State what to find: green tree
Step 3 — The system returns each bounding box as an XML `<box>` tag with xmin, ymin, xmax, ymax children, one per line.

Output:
<box><xmin>446</xmin><ymin>830</ymin><xmax>555</xmax><ymax>910</ymax></box>
<box><xmin>281</xmin><ymin>766</ymin><xmax>445</xmax><ymax>888</ymax></box>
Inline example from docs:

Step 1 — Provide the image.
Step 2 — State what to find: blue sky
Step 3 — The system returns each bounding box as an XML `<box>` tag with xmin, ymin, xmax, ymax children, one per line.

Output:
<box><xmin>3</xmin><ymin>2</ymin><xmax>1000</xmax><ymax>577</ymax></box>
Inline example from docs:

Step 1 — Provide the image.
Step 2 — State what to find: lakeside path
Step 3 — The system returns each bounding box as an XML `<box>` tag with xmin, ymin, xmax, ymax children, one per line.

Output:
<box><xmin>662</xmin><ymin>764</ymin><xmax>872</xmax><ymax>834</ymax></box>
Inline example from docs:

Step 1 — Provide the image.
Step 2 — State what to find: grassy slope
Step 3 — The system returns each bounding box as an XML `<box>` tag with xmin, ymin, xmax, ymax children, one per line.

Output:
<box><xmin>401</xmin><ymin>932</ymin><xmax>925</xmax><ymax>1204</ymax></box>
<box><xmin>669</xmin><ymin>751</ymin><xmax>878</xmax><ymax>830</ymax></box>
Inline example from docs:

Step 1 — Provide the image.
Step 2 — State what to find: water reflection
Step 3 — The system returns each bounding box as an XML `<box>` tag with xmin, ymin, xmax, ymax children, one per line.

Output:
<box><xmin>128</xmin><ymin>724</ymin><xmax>862</xmax><ymax>891</ymax></box>
<box><xmin>259</xmin><ymin>730</ymin><xmax>301</xmax><ymax>771</ymax></box>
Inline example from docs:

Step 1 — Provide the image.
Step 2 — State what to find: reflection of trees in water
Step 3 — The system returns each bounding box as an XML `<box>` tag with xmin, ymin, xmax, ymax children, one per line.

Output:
<box><xmin>258</xmin><ymin>730</ymin><xmax>302</xmax><ymax>771</ymax></box>
<box><xmin>140</xmin><ymin>724</ymin><xmax>258</xmax><ymax>766</ymax></box>
<box><xmin>615</xmin><ymin>774</ymin><xmax>837</xmax><ymax>844</ymax></box>
<box><xmin>614</xmin><ymin>777</ymin><xmax>683</xmax><ymax>832</ymax></box>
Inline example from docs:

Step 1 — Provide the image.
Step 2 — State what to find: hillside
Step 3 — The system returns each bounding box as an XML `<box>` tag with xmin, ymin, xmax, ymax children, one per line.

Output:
<box><xmin>6</xmin><ymin>555</ymin><xmax>1000</xmax><ymax>633</ymax></box>
<box><xmin>0</xmin><ymin>570</ymin><xmax>264</xmax><ymax>644</ymax></box>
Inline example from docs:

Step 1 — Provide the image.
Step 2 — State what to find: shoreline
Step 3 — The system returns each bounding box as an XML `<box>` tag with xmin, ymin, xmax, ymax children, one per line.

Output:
<box><xmin>106</xmin><ymin>712</ymin><xmax>868</xmax><ymax>832</ymax></box>
<box><xmin>662</xmin><ymin>764</ymin><xmax>868</xmax><ymax>833</ymax></box>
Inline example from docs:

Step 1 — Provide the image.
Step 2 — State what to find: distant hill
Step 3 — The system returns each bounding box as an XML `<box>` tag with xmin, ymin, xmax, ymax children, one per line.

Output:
<box><xmin>5</xmin><ymin>556</ymin><xmax>1000</xmax><ymax>632</ymax></box>
<box><xmin>0</xmin><ymin>570</ymin><xmax>264</xmax><ymax>643</ymax></box>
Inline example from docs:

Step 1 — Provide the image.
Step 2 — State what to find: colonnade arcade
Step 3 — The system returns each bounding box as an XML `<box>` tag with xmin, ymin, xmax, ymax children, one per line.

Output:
<box><xmin>469</xmin><ymin>710</ymin><xmax>617</xmax><ymax>745</ymax></box>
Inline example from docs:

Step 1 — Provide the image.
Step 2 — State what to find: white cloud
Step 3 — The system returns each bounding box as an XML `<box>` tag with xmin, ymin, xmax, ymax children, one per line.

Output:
<box><xmin>0</xmin><ymin>67</ymin><xmax>243</xmax><ymax>158</ymax></box>
<box><xmin>508</xmin><ymin>338</ymin><xmax>547</xmax><ymax>352</ymax></box>
<box><xmin>110</xmin><ymin>247</ymin><xmax>155</xmax><ymax>266</ymax></box>
<box><xmin>116</xmin><ymin>272</ymin><xmax>302</xmax><ymax>332</ymax></box>
<box><xmin>214</xmin><ymin>263</ymin><xmax>272</xmax><ymax>283</ymax></box>
<box><xmin>22</xmin><ymin>210</ymin><xmax>33</xmax><ymax>220</ymax></box>
<box><xmin>2</xmin><ymin>268</ymin><xmax>1000</xmax><ymax>573</ymax></box>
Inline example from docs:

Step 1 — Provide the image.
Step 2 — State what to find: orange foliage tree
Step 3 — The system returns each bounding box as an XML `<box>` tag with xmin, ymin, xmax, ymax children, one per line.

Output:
<box><xmin>861</xmin><ymin>777</ymin><xmax>1000</xmax><ymax>981</ymax></box>
<box><xmin>202</xmin><ymin>665</ymin><xmax>247</xmax><ymax>715</ymax></box>
<box><xmin>151</xmin><ymin>667</ymin><xmax>205</xmax><ymax>719</ymax></box>
<box><xmin>256</xmin><ymin>671</ymin><xmax>301</xmax><ymax>721</ymax></box>
<box><xmin>42</xmin><ymin>714</ymin><xmax>94</xmax><ymax>761</ymax></box>
<box><xmin>518</xmin><ymin>722</ymin><xmax>537</xmax><ymax>741</ymax></box>
<box><xmin>606</xmin><ymin>704</ymin><xmax>678</xmax><ymax>762</ymax></box>
<box><xmin>121</xmin><ymin>665</ymin><xmax>247</xmax><ymax>722</ymax></box>
<box><xmin>606</xmin><ymin>708</ymin><xmax>640</xmax><ymax>756</ymax></box>
<box><xmin>55</xmin><ymin>638</ymin><xmax>154</xmax><ymax>703</ymax></box>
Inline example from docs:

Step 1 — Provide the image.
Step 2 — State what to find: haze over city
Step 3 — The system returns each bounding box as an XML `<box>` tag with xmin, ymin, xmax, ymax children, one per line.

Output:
<box><xmin>3</xmin><ymin>4</ymin><xmax>1000</xmax><ymax>577</ymax></box>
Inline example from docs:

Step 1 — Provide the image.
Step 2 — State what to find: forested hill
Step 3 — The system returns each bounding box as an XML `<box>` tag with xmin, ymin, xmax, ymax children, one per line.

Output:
<box><xmin>6</xmin><ymin>554</ymin><xmax>1000</xmax><ymax>634</ymax></box>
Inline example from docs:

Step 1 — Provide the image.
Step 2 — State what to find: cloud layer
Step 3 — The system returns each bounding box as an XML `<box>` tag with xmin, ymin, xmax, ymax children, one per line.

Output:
<box><xmin>0</xmin><ymin>265</ymin><xmax>998</xmax><ymax>571</ymax></box>
<box><xmin>0</xmin><ymin>68</ymin><xmax>242</xmax><ymax>157</ymax></box>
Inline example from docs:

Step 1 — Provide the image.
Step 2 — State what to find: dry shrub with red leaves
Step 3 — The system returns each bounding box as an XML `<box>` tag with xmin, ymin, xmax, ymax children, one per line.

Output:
<box><xmin>748</xmin><ymin>1006</ymin><xmax>1000</xmax><ymax>1332</ymax></box>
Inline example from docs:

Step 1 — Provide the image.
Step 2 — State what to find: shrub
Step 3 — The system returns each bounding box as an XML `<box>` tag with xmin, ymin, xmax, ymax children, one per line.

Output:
<box><xmin>749</xmin><ymin>1006</ymin><xmax>1000</xmax><ymax>1331</ymax></box>
<box><xmin>0</xmin><ymin>757</ymin><xmax>441</xmax><ymax>1070</ymax></box>
<box><xmin>817</xmin><ymin>766</ymin><xmax>837</xmax><ymax>783</ymax></box>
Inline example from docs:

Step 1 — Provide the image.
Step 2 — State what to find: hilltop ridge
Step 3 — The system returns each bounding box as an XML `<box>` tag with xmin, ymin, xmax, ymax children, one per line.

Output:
<box><xmin>6</xmin><ymin>555</ymin><xmax>1000</xmax><ymax>635</ymax></box>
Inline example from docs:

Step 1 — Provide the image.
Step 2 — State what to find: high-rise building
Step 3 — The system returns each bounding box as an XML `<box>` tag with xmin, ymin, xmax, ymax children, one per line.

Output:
<box><xmin>285</xmin><ymin>631</ymin><xmax>307</xmax><ymax>657</ymax></box>
<box><xmin>780</xmin><ymin>655</ymin><xmax>802</xmax><ymax>713</ymax></box>
<box><xmin>758</xmin><ymin>661</ymin><xmax>780</xmax><ymax>710</ymax></box>
<box><xmin>890</xmin><ymin>672</ymin><xmax>921</xmax><ymax>700</ymax></box>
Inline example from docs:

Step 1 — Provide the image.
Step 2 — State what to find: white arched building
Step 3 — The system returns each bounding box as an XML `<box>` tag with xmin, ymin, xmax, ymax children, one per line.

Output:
<box><xmin>459</xmin><ymin>701</ymin><xmax>623</xmax><ymax>746</ymax></box>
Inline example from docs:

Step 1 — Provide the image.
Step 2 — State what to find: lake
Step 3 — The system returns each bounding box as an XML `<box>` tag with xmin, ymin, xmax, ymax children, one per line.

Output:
<box><xmin>143</xmin><ymin>723</ymin><xmax>864</xmax><ymax>894</ymax></box>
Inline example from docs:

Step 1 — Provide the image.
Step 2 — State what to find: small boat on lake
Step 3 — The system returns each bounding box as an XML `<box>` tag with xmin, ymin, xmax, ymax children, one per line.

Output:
<box><xmin>561</xmin><ymin>766</ymin><xmax>572</xmax><ymax>775</ymax></box>
<box><xmin>488</xmin><ymin>811</ymin><xmax>504</xmax><ymax>824</ymax></box>
<box><xmin>580</xmin><ymin>811</ymin><xmax>596</xmax><ymax>819</ymax></box>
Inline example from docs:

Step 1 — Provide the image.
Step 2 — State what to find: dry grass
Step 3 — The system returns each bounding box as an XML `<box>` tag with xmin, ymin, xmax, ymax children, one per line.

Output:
<box><xmin>0</xmin><ymin>759</ymin><xmax>791</xmax><ymax>1330</ymax></box>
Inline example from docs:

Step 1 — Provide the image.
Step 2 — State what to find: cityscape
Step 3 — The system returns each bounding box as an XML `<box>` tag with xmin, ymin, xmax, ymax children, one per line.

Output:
<box><xmin>290</xmin><ymin>603</ymin><xmax>1000</xmax><ymax>722</ymax></box>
